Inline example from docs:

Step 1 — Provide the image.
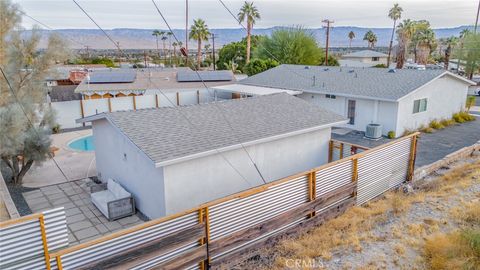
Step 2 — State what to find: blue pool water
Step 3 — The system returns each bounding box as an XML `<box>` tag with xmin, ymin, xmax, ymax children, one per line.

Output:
<box><xmin>69</xmin><ymin>136</ymin><xmax>95</xmax><ymax>151</ymax></box>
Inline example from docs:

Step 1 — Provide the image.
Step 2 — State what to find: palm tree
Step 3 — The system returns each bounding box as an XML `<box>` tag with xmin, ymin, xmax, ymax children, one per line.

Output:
<box><xmin>415</xmin><ymin>28</ymin><xmax>436</xmax><ymax>65</ymax></box>
<box><xmin>189</xmin><ymin>19</ymin><xmax>211</xmax><ymax>69</ymax></box>
<box><xmin>172</xmin><ymin>42</ymin><xmax>178</xmax><ymax>57</ymax></box>
<box><xmin>161</xmin><ymin>36</ymin><xmax>168</xmax><ymax>64</ymax></box>
<box><xmin>152</xmin><ymin>30</ymin><xmax>162</xmax><ymax>56</ymax></box>
<box><xmin>387</xmin><ymin>3</ymin><xmax>403</xmax><ymax>67</ymax></box>
<box><xmin>460</xmin><ymin>29</ymin><xmax>471</xmax><ymax>39</ymax></box>
<box><xmin>396</xmin><ymin>19</ymin><xmax>416</xmax><ymax>68</ymax></box>
<box><xmin>456</xmin><ymin>29</ymin><xmax>471</xmax><ymax>72</ymax></box>
<box><xmin>348</xmin><ymin>31</ymin><xmax>355</xmax><ymax>49</ymax></box>
<box><xmin>443</xmin><ymin>36</ymin><xmax>458</xmax><ymax>70</ymax></box>
<box><xmin>167</xmin><ymin>31</ymin><xmax>173</xmax><ymax>64</ymax></box>
<box><xmin>238</xmin><ymin>1</ymin><xmax>261</xmax><ymax>64</ymax></box>
<box><xmin>363</xmin><ymin>30</ymin><xmax>377</xmax><ymax>48</ymax></box>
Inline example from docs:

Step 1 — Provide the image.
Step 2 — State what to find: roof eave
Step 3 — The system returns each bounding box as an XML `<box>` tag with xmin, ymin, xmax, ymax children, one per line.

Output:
<box><xmin>153</xmin><ymin>119</ymin><xmax>349</xmax><ymax>168</ymax></box>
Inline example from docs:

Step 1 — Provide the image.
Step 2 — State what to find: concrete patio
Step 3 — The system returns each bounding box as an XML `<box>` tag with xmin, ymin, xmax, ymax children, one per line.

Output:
<box><xmin>22</xmin><ymin>178</ymin><xmax>144</xmax><ymax>246</ymax></box>
<box><xmin>23</xmin><ymin>129</ymin><xmax>96</xmax><ymax>188</ymax></box>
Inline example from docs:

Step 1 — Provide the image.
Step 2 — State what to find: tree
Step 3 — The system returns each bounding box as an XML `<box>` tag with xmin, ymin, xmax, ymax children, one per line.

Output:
<box><xmin>1</xmin><ymin>0</ymin><xmax>67</xmax><ymax>185</ymax></box>
<box><xmin>161</xmin><ymin>35</ymin><xmax>168</xmax><ymax>64</ymax></box>
<box><xmin>363</xmin><ymin>30</ymin><xmax>378</xmax><ymax>48</ymax></box>
<box><xmin>189</xmin><ymin>19</ymin><xmax>210</xmax><ymax>70</ymax></box>
<box><xmin>396</xmin><ymin>19</ymin><xmax>416</xmax><ymax>68</ymax></box>
<box><xmin>348</xmin><ymin>31</ymin><xmax>355</xmax><ymax>49</ymax></box>
<box><xmin>387</xmin><ymin>3</ymin><xmax>403</xmax><ymax>67</ymax></box>
<box><xmin>256</xmin><ymin>27</ymin><xmax>323</xmax><ymax>65</ymax></box>
<box><xmin>238</xmin><ymin>1</ymin><xmax>261</xmax><ymax>64</ymax></box>
<box><xmin>319</xmin><ymin>54</ymin><xmax>339</xmax><ymax>66</ymax></box>
<box><xmin>455</xmin><ymin>33</ymin><xmax>480</xmax><ymax>79</ymax></box>
<box><xmin>442</xmin><ymin>36</ymin><xmax>458</xmax><ymax>70</ymax></box>
<box><xmin>152</xmin><ymin>30</ymin><xmax>162</xmax><ymax>57</ymax></box>
<box><xmin>217</xmin><ymin>36</ymin><xmax>261</xmax><ymax>71</ymax></box>
<box><xmin>243</xmin><ymin>58</ymin><xmax>278</xmax><ymax>76</ymax></box>
<box><xmin>412</xmin><ymin>22</ymin><xmax>436</xmax><ymax>65</ymax></box>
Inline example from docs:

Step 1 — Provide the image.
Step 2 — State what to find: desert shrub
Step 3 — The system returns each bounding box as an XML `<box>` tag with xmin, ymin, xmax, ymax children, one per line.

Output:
<box><xmin>440</xmin><ymin>118</ymin><xmax>455</xmax><ymax>127</ymax></box>
<box><xmin>453</xmin><ymin>111</ymin><xmax>476</xmax><ymax>123</ymax></box>
<box><xmin>466</xmin><ymin>95</ymin><xmax>476</xmax><ymax>111</ymax></box>
<box><xmin>402</xmin><ymin>129</ymin><xmax>415</xmax><ymax>137</ymax></box>
<box><xmin>387</xmin><ymin>131</ymin><xmax>395</xmax><ymax>139</ymax></box>
<box><xmin>52</xmin><ymin>124</ymin><xmax>61</xmax><ymax>134</ymax></box>
<box><xmin>424</xmin><ymin>229</ymin><xmax>480</xmax><ymax>270</ymax></box>
<box><xmin>421</xmin><ymin>126</ymin><xmax>435</xmax><ymax>133</ymax></box>
<box><xmin>429</xmin><ymin>120</ymin><xmax>445</xmax><ymax>130</ymax></box>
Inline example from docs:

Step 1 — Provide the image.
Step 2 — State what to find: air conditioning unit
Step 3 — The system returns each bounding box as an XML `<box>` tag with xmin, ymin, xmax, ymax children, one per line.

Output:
<box><xmin>365</xmin><ymin>123</ymin><xmax>383</xmax><ymax>139</ymax></box>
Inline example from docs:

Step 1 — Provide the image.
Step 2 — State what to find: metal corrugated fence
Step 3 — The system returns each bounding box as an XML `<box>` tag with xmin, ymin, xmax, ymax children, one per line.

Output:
<box><xmin>357</xmin><ymin>138</ymin><xmax>411</xmax><ymax>205</ymax></box>
<box><xmin>315</xmin><ymin>159</ymin><xmax>353</xmax><ymax>212</ymax></box>
<box><xmin>0</xmin><ymin>207</ymin><xmax>68</xmax><ymax>270</ymax></box>
<box><xmin>54</xmin><ymin>211</ymin><xmax>199</xmax><ymax>270</ymax></box>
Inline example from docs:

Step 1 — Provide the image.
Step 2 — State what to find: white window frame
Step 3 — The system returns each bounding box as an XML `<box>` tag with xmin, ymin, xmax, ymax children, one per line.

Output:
<box><xmin>413</xmin><ymin>98</ymin><xmax>428</xmax><ymax>114</ymax></box>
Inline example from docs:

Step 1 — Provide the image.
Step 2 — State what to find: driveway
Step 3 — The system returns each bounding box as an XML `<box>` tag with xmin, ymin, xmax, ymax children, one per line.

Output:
<box><xmin>415</xmin><ymin>119</ymin><xmax>480</xmax><ymax>167</ymax></box>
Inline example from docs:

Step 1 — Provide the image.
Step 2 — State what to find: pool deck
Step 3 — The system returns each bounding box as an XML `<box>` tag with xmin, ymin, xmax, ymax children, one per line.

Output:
<box><xmin>23</xmin><ymin>129</ymin><xmax>96</xmax><ymax>188</ymax></box>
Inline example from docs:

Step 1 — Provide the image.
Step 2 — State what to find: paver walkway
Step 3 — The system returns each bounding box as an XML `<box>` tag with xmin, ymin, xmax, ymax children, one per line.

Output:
<box><xmin>22</xmin><ymin>178</ymin><xmax>144</xmax><ymax>246</ymax></box>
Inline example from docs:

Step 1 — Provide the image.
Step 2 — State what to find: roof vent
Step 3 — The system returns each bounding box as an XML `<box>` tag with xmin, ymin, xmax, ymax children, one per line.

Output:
<box><xmin>388</xmin><ymin>68</ymin><xmax>396</xmax><ymax>73</ymax></box>
<box><xmin>348</xmin><ymin>70</ymin><xmax>355</xmax><ymax>73</ymax></box>
<box><xmin>304</xmin><ymin>66</ymin><xmax>310</xmax><ymax>69</ymax></box>
<box><xmin>323</xmin><ymin>68</ymin><xmax>329</xmax><ymax>71</ymax></box>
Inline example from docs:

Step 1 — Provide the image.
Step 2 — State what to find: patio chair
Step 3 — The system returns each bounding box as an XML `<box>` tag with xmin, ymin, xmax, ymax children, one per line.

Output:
<box><xmin>90</xmin><ymin>179</ymin><xmax>135</xmax><ymax>221</ymax></box>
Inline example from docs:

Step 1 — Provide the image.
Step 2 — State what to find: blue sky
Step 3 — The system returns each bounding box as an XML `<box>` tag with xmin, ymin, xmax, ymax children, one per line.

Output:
<box><xmin>14</xmin><ymin>0</ymin><xmax>478</xmax><ymax>29</ymax></box>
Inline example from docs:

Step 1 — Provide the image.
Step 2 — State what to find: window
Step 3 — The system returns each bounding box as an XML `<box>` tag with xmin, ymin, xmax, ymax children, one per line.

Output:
<box><xmin>325</xmin><ymin>94</ymin><xmax>336</xmax><ymax>99</ymax></box>
<box><xmin>372</xmin><ymin>57</ymin><xmax>379</xmax><ymax>61</ymax></box>
<box><xmin>413</xmin><ymin>98</ymin><xmax>428</xmax><ymax>113</ymax></box>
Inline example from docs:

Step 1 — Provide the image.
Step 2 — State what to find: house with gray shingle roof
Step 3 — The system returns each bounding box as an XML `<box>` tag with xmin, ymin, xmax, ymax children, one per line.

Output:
<box><xmin>239</xmin><ymin>65</ymin><xmax>475</xmax><ymax>137</ymax></box>
<box><xmin>340</xmin><ymin>50</ymin><xmax>389</xmax><ymax>67</ymax></box>
<box><xmin>78</xmin><ymin>93</ymin><xmax>347</xmax><ymax>218</ymax></box>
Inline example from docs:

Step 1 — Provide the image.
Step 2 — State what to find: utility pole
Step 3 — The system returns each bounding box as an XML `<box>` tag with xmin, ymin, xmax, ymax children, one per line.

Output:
<box><xmin>211</xmin><ymin>33</ymin><xmax>216</xmax><ymax>70</ymax></box>
<box><xmin>322</xmin><ymin>19</ymin><xmax>334</xmax><ymax>66</ymax></box>
<box><xmin>84</xmin><ymin>45</ymin><xmax>90</xmax><ymax>59</ymax></box>
<box><xmin>185</xmin><ymin>0</ymin><xmax>189</xmax><ymax>66</ymax></box>
<box><xmin>475</xmin><ymin>0</ymin><xmax>480</xmax><ymax>33</ymax></box>
<box><xmin>116</xmin><ymin>41</ymin><xmax>121</xmax><ymax>67</ymax></box>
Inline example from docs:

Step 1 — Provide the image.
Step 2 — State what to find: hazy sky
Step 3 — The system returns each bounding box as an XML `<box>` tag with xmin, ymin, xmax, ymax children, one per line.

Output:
<box><xmin>14</xmin><ymin>0</ymin><xmax>479</xmax><ymax>29</ymax></box>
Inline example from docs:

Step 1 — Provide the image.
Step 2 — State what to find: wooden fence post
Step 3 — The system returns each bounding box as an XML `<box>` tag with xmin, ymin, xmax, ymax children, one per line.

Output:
<box><xmin>39</xmin><ymin>215</ymin><xmax>52</xmax><ymax>270</ymax></box>
<box><xmin>352</xmin><ymin>158</ymin><xmax>358</xmax><ymax>198</ymax></box>
<box><xmin>407</xmin><ymin>134</ymin><xmax>418</xmax><ymax>182</ymax></box>
<box><xmin>197</xmin><ymin>90</ymin><xmax>200</xmax><ymax>104</ymax></box>
<box><xmin>339</xmin><ymin>143</ymin><xmax>344</xmax><ymax>159</ymax></box>
<box><xmin>176</xmin><ymin>92</ymin><xmax>180</xmax><ymax>106</ymax></box>
<box><xmin>155</xmin><ymin>94</ymin><xmax>159</xmax><ymax>108</ymax></box>
<box><xmin>108</xmin><ymin>98</ymin><xmax>112</xmax><ymax>112</ymax></box>
<box><xmin>308</xmin><ymin>171</ymin><xmax>316</xmax><ymax>218</ymax></box>
<box><xmin>328</xmin><ymin>140</ymin><xmax>333</xmax><ymax>162</ymax></box>
<box><xmin>80</xmin><ymin>99</ymin><xmax>85</xmax><ymax>127</ymax></box>
<box><xmin>204</xmin><ymin>207</ymin><xmax>211</xmax><ymax>267</ymax></box>
<box><xmin>132</xmin><ymin>96</ymin><xmax>137</xmax><ymax>110</ymax></box>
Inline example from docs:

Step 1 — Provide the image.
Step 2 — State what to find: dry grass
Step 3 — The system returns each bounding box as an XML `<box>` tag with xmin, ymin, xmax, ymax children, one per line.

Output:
<box><xmin>450</xmin><ymin>201</ymin><xmax>480</xmax><ymax>226</ymax></box>
<box><xmin>251</xmin><ymin>160</ymin><xmax>480</xmax><ymax>270</ymax></box>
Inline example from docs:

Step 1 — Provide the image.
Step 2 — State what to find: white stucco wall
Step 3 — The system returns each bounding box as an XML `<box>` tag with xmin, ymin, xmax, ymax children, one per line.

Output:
<box><xmin>93</xmin><ymin>119</ymin><xmax>167</xmax><ymax>219</ymax></box>
<box><xmin>341</xmin><ymin>56</ymin><xmax>388</xmax><ymax>66</ymax></box>
<box><xmin>161</xmin><ymin>128</ymin><xmax>332</xmax><ymax>215</ymax></box>
<box><xmin>395</xmin><ymin>75</ymin><xmax>469</xmax><ymax>136</ymax></box>
<box><xmin>51</xmin><ymin>100</ymin><xmax>83</xmax><ymax>129</ymax></box>
<box><xmin>299</xmin><ymin>93</ymin><xmax>398</xmax><ymax>136</ymax></box>
<box><xmin>110</xmin><ymin>96</ymin><xmax>134</xmax><ymax>111</ymax></box>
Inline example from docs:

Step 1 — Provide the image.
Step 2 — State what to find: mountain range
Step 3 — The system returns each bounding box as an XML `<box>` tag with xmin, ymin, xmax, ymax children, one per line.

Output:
<box><xmin>31</xmin><ymin>25</ymin><xmax>474</xmax><ymax>50</ymax></box>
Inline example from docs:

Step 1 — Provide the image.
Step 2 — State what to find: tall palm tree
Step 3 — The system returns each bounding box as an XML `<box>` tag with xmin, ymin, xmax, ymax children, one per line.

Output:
<box><xmin>456</xmin><ymin>29</ymin><xmax>471</xmax><ymax>72</ymax></box>
<box><xmin>172</xmin><ymin>41</ymin><xmax>178</xmax><ymax>58</ymax></box>
<box><xmin>189</xmin><ymin>19</ymin><xmax>210</xmax><ymax>69</ymax></box>
<box><xmin>161</xmin><ymin>35</ymin><xmax>168</xmax><ymax>64</ymax></box>
<box><xmin>167</xmin><ymin>31</ymin><xmax>173</xmax><ymax>63</ymax></box>
<box><xmin>363</xmin><ymin>30</ymin><xmax>377</xmax><ymax>48</ymax></box>
<box><xmin>238</xmin><ymin>1</ymin><xmax>261</xmax><ymax>64</ymax></box>
<box><xmin>387</xmin><ymin>3</ymin><xmax>403</xmax><ymax>67</ymax></box>
<box><xmin>348</xmin><ymin>31</ymin><xmax>355</xmax><ymax>49</ymax></box>
<box><xmin>414</xmin><ymin>28</ymin><xmax>436</xmax><ymax>65</ymax></box>
<box><xmin>443</xmin><ymin>36</ymin><xmax>458</xmax><ymax>70</ymax></box>
<box><xmin>396</xmin><ymin>19</ymin><xmax>416</xmax><ymax>68</ymax></box>
<box><xmin>152</xmin><ymin>30</ymin><xmax>161</xmax><ymax>56</ymax></box>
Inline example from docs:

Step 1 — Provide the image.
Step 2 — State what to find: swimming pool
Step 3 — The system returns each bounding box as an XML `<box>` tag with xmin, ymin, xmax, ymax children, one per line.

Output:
<box><xmin>68</xmin><ymin>135</ymin><xmax>95</xmax><ymax>151</ymax></box>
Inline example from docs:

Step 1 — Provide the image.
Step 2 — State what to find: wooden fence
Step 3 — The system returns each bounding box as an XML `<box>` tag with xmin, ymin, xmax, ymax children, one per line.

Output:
<box><xmin>0</xmin><ymin>133</ymin><xmax>419</xmax><ymax>270</ymax></box>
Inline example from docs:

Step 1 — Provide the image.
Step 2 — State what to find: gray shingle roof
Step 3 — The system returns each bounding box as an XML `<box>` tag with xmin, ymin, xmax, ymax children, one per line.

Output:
<box><xmin>240</xmin><ymin>65</ymin><xmax>449</xmax><ymax>101</ymax></box>
<box><xmin>342</xmin><ymin>50</ymin><xmax>388</xmax><ymax>58</ymax></box>
<box><xmin>91</xmin><ymin>93</ymin><xmax>346</xmax><ymax>165</ymax></box>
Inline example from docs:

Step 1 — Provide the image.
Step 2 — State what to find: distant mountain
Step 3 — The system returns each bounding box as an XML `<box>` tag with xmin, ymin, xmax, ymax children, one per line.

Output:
<box><xmin>29</xmin><ymin>25</ymin><xmax>474</xmax><ymax>49</ymax></box>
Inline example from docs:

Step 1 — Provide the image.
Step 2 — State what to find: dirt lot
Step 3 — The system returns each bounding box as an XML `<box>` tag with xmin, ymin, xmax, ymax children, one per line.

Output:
<box><xmin>236</xmin><ymin>156</ymin><xmax>480</xmax><ymax>270</ymax></box>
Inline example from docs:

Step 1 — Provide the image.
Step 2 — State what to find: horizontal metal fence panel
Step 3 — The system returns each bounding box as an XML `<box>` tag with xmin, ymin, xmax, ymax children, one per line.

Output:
<box><xmin>0</xmin><ymin>218</ymin><xmax>44</xmax><ymax>268</ymax></box>
<box><xmin>59</xmin><ymin>212</ymin><xmax>199</xmax><ymax>269</ymax></box>
<box><xmin>357</xmin><ymin>138</ymin><xmax>411</xmax><ymax>205</ymax></box>
<box><xmin>209</xmin><ymin>175</ymin><xmax>309</xmax><ymax>240</ymax></box>
<box><xmin>130</xmin><ymin>241</ymin><xmax>200</xmax><ymax>270</ymax></box>
<box><xmin>43</xmin><ymin>207</ymin><xmax>69</xmax><ymax>251</ymax></box>
<box><xmin>315</xmin><ymin>159</ymin><xmax>352</xmax><ymax>198</ymax></box>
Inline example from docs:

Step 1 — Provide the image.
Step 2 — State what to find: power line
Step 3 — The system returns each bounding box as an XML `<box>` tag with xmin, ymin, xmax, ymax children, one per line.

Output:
<box><xmin>151</xmin><ymin>0</ymin><xmax>267</xmax><ymax>184</ymax></box>
<box><xmin>0</xmin><ymin>66</ymin><xmax>70</xmax><ymax>182</ymax></box>
<box><xmin>72</xmin><ymin>0</ymin><xmax>263</xmax><ymax>185</ymax></box>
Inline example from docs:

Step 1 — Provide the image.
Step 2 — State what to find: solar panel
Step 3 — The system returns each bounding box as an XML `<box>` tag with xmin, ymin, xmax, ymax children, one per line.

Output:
<box><xmin>88</xmin><ymin>71</ymin><xmax>136</xmax><ymax>84</ymax></box>
<box><xmin>176</xmin><ymin>70</ymin><xmax>233</xmax><ymax>82</ymax></box>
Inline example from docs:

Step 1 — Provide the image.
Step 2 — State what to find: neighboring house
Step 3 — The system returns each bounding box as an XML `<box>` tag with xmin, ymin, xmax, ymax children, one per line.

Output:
<box><xmin>45</xmin><ymin>65</ymin><xmax>107</xmax><ymax>86</ymax></box>
<box><xmin>74</xmin><ymin>68</ymin><xmax>236</xmax><ymax>100</ymax></box>
<box><xmin>47</xmin><ymin>85</ymin><xmax>82</xmax><ymax>102</ymax></box>
<box><xmin>340</xmin><ymin>50</ymin><xmax>388</xmax><ymax>67</ymax></box>
<box><xmin>238</xmin><ymin>65</ymin><xmax>474</xmax><ymax>137</ymax></box>
<box><xmin>78</xmin><ymin>93</ymin><xmax>347</xmax><ymax>218</ymax></box>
